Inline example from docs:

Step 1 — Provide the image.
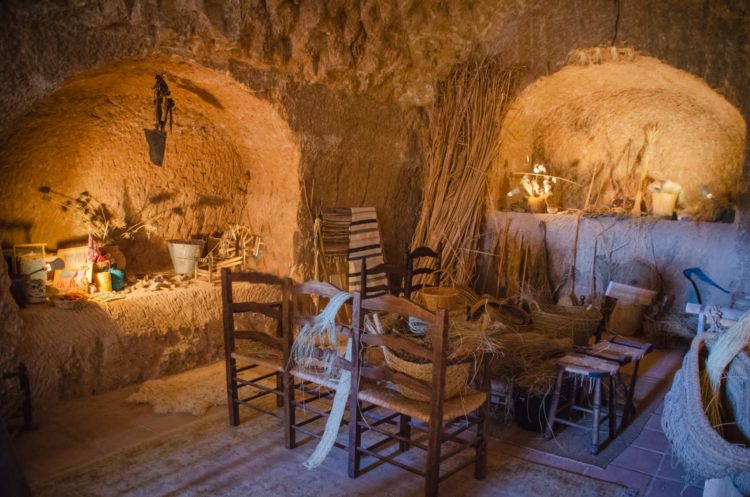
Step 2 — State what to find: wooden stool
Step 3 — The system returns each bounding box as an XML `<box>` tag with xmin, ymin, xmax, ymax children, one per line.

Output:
<box><xmin>585</xmin><ymin>337</ymin><xmax>653</xmax><ymax>430</ymax></box>
<box><xmin>544</xmin><ymin>353</ymin><xmax>621</xmax><ymax>455</ymax></box>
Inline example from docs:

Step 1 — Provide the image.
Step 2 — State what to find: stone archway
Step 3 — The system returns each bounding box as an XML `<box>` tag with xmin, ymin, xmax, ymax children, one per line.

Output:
<box><xmin>0</xmin><ymin>54</ymin><xmax>300</xmax><ymax>274</ymax></box>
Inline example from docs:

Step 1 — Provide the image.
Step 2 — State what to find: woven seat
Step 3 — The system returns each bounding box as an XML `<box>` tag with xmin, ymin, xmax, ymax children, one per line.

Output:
<box><xmin>358</xmin><ymin>384</ymin><xmax>487</xmax><ymax>423</ymax></box>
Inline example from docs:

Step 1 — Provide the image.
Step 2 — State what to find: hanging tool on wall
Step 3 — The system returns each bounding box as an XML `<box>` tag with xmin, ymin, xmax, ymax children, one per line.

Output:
<box><xmin>153</xmin><ymin>74</ymin><xmax>175</xmax><ymax>133</ymax></box>
<box><xmin>145</xmin><ymin>74</ymin><xmax>175</xmax><ymax>167</ymax></box>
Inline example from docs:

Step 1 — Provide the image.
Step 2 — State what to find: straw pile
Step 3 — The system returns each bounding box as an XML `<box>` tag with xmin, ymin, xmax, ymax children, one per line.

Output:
<box><xmin>412</xmin><ymin>57</ymin><xmax>516</xmax><ymax>284</ymax></box>
<box><xmin>487</xmin><ymin>325</ymin><xmax>573</xmax><ymax>396</ymax></box>
<box><xmin>495</xmin><ymin>51</ymin><xmax>746</xmax><ymax>221</ymax></box>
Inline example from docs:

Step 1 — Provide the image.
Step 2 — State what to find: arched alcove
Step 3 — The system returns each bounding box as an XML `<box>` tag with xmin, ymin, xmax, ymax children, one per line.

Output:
<box><xmin>0</xmin><ymin>55</ymin><xmax>300</xmax><ymax>274</ymax></box>
<box><xmin>493</xmin><ymin>51</ymin><xmax>746</xmax><ymax>221</ymax></box>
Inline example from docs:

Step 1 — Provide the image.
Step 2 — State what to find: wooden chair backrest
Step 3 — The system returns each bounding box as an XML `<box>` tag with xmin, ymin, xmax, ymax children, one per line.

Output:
<box><xmin>352</xmin><ymin>292</ymin><xmax>448</xmax><ymax>402</ymax></box>
<box><xmin>404</xmin><ymin>245</ymin><xmax>441</xmax><ymax>299</ymax></box>
<box><xmin>221</xmin><ymin>267</ymin><xmax>292</xmax><ymax>353</ymax></box>
<box><xmin>291</xmin><ymin>280</ymin><xmax>353</xmax><ymax>372</ymax></box>
<box><xmin>360</xmin><ymin>258</ymin><xmax>405</xmax><ymax>299</ymax></box>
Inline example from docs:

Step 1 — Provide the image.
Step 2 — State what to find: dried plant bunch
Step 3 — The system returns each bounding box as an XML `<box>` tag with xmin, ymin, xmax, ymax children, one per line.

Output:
<box><xmin>38</xmin><ymin>186</ymin><xmax>159</xmax><ymax>246</ymax></box>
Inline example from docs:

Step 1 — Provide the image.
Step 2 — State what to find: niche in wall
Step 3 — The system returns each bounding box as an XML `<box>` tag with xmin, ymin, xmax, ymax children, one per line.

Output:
<box><xmin>492</xmin><ymin>48</ymin><xmax>746</xmax><ymax>222</ymax></box>
<box><xmin>0</xmin><ymin>55</ymin><xmax>301</xmax><ymax>274</ymax></box>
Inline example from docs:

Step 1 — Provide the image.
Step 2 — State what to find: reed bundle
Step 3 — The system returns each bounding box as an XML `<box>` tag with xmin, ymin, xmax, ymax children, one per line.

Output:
<box><xmin>412</xmin><ymin>58</ymin><xmax>516</xmax><ymax>284</ymax></box>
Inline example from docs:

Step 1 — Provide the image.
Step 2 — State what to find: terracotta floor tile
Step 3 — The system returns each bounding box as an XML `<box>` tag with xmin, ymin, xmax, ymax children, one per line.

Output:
<box><xmin>645</xmin><ymin>414</ymin><xmax>663</xmax><ymax>431</ymax></box>
<box><xmin>584</xmin><ymin>464</ymin><xmax>653</xmax><ymax>493</ymax></box>
<box><xmin>647</xmin><ymin>477</ymin><xmax>703</xmax><ymax>497</ymax></box>
<box><xmin>610</xmin><ymin>445</ymin><xmax>663</xmax><ymax>475</ymax></box>
<box><xmin>658</xmin><ymin>452</ymin><xmax>692</xmax><ymax>482</ymax></box>
<box><xmin>632</xmin><ymin>428</ymin><xmax>669</xmax><ymax>453</ymax></box>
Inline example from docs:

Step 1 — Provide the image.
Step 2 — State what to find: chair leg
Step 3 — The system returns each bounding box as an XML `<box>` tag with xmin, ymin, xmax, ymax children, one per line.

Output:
<box><xmin>398</xmin><ymin>414</ymin><xmax>411</xmax><ymax>452</ymax></box>
<box><xmin>608</xmin><ymin>374</ymin><xmax>617</xmax><ymax>439</ymax></box>
<box><xmin>621</xmin><ymin>360</ymin><xmax>640</xmax><ymax>429</ymax></box>
<box><xmin>544</xmin><ymin>369</ymin><xmax>565</xmax><ymax>440</ymax></box>
<box><xmin>275</xmin><ymin>372</ymin><xmax>284</xmax><ymax>407</ymax></box>
<box><xmin>474</xmin><ymin>398</ymin><xmax>489</xmax><ymax>480</ymax></box>
<box><xmin>347</xmin><ymin>400</ymin><xmax>362</xmax><ymax>478</ymax></box>
<box><xmin>591</xmin><ymin>378</ymin><xmax>602</xmax><ymax>455</ymax></box>
<box><xmin>425</xmin><ymin>420</ymin><xmax>442</xmax><ymax>497</ymax></box>
<box><xmin>283</xmin><ymin>371</ymin><xmax>295</xmax><ymax>449</ymax></box>
<box><xmin>226</xmin><ymin>358</ymin><xmax>240</xmax><ymax>427</ymax></box>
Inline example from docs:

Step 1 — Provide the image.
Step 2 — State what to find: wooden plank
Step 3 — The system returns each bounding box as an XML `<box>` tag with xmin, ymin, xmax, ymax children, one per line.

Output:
<box><xmin>361</xmin><ymin>293</ymin><xmax>436</xmax><ymax>323</ymax></box>
<box><xmin>558</xmin><ymin>353</ymin><xmax>620</xmax><ymax>376</ymax></box>
<box><xmin>605</xmin><ymin>281</ymin><xmax>657</xmax><ymax>305</ymax></box>
<box><xmin>227</xmin><ymin>270</ymin><xmax>286</xmax><ymax>285</ymax></box>
<box><xmin>588</xmin><ymin>341</ymin><xmax>646</xmax><ymax>361</ymax></box>
<box><xmin>294</xmin><ymin>280</ymin><xmax>343</xmax><ymax>299</ymax></box>
<box><xmin>233</xmin><ymin>330</ymin><xmax>283</xmax><ymax>350</ymax></box>
<box><xmin>232</xmin><ymin>301</ymin><xmax>282</xmax><ymax>320</ymax></box>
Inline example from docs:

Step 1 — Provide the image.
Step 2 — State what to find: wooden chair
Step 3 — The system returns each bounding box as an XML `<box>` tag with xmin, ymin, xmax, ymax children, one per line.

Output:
<box><xmin>404</xmin><ymin>245</ymin><xmax>442</xmax><ymax>300</ymax></box>
<box><xmin>348</xmin><ymin>292</ymin><xmax>490</xmax><ymax>497</ymax></box>
<box><xmin>286</xmin><ymin>280</ymin><xmax>354</xmax><ymax>450</ymax></box>
<box><xmin>221</xmin><ymin>268</ymin><xmax>292</xmax><ymax>433</ymax></box>
<box><xmin>360</xmin><ymin>257</ymin><xmax>405</xmax><ymax>298</ymax></box>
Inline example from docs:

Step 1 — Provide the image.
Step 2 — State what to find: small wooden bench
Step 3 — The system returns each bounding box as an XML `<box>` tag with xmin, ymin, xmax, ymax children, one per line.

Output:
<box><xmin>585</xmin><ymin>337</ymin><xmax>653</xmax><ymax>429</ymax></box>
<box><xmin>544</xmin><ymin>353</ymin><xmax>621</xmax><ymax>455</ymax></box>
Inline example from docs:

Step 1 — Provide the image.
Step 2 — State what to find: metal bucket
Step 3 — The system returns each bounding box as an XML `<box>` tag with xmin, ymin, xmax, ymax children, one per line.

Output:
<box><xmin>168</xmin><ymin>239</ymin><xmax>205</xmax><ymax>275</ymax></box>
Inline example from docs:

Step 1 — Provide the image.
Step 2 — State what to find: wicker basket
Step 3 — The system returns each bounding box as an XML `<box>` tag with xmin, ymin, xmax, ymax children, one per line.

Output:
<box><xmin>420</xmin><ymin>287</ymin><xmax>459</xmax><ymax>311</ymax></box>
<box><xmin>382</xmin><ymin>346</ymin><xmax>470</xmax><ymax>402</ymax></box>
<box><xmin>662</xmin><ymin>336</ymin><xmax>750</xmax><ymax>493</ymax></box>
<box><xmin>530</xmin><ymin>302</ymin><xmax>602</xmax><ymax>346</ymax></box>
<box><xmin>417</xmin><ymin>269</ymin><xmax>459</xmax><ymax>311</ymax></box>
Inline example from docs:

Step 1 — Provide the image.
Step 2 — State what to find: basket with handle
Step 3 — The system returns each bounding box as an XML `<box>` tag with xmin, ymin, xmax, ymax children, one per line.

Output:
<box><xmin>382</xmin><ymin>346</ymin><xmax>471</xmax><ymax>401</ymax></box>
<box><xmin>417</xmin><ymin>269</ymin><xmax>459</xmax><ymax>311</ymax></box>
<box><xmin>530</xmin><ymin>301</ymin><xmax>602</xmax><ymax>346</ymax></box>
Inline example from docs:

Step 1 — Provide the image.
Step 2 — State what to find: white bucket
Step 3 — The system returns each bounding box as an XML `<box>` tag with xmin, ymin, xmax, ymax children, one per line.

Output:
<box><xmin>652</xmin><ymin>191</ymin><xmax>677</xmax><ymax>217</ymax></box>
<box><xmin>168</xmin><ymin>239</ymin><xmax>205</xmax><ymax>275</ymax></box>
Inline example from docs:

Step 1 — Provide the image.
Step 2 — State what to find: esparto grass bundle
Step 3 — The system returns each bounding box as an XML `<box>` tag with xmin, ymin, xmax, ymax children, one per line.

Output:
<box><xmin>412</xmin><ymin>57</ymin><xmax>516</xmax><ymax>284</ymax></box>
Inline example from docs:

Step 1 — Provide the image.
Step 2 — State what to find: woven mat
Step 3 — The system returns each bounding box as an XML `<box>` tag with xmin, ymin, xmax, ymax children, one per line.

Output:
<box><xmin>34</xmin><ymin>408</ymin><xmax>636</xmax><ymax>497</ymax></box>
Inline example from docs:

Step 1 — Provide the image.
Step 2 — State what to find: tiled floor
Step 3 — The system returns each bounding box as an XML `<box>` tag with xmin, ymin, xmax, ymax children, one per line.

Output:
<box><xmin>12</xmin><ymin>348</ymin><xmax>705</xmax><ymax>496</ymax></box>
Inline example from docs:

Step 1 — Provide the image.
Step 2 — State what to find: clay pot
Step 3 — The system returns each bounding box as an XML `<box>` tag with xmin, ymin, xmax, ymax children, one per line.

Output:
<box><xmin>527</xmin><ymin>196</ymin><xmax>546</xmax><ymax>213</ymax></box>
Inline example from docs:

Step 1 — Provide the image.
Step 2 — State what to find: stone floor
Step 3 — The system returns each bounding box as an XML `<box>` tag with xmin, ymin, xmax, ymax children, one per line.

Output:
<box><xmin>12</xmin><ymin>348</ymin><xmax>704</xmax><ymax>497</ymax></box>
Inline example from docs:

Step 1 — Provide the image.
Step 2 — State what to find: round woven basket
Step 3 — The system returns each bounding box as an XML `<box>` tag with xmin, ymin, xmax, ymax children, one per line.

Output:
<box><xmin>420</xmin><ymin>287</ymin><xmax>459</xmax><ymax>311</ymax></box>
<box><xmin>417</xmin><ymin>269</ymin><xmax>459</xmax><ymax>311</ymax></box>
<box><xmin>530</xmin><ymin>303</ymin><xmax>602</xmax><ymax>346</ymax></box>
<box><xmin>382</xmin><ymin>346</ymin><xmax>470</xmax><ymax>402</ymax></box>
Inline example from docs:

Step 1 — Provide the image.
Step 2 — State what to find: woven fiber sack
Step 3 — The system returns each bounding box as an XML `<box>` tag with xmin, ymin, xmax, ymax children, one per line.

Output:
<box><xmin>531</xmin><ymin>303</ymin><xmax>602</xmax><ymax>346</ymax></box>
<box><xmin>382</xmin><ymin>346</ymin><xmax>470</xmax><ymax>402</ymax></box>
<box><xmin>662</xmin><ymin>337</ymin><xmax>750</xmax><ymax>494</ymax></box>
